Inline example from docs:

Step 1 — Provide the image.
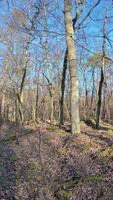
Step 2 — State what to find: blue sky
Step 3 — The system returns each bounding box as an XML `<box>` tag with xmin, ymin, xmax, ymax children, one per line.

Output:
<box><xmin>0</xmin><ymin>0</ymin><xmax>113</xmax><ymax>93</ymax></box>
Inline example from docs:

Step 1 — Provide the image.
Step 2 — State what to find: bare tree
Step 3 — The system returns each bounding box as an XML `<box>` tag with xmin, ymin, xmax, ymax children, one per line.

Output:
<box><xmin>64</xmin><ymin>0</ymin><xmax>80</xmax><ymax>134</ymax></box>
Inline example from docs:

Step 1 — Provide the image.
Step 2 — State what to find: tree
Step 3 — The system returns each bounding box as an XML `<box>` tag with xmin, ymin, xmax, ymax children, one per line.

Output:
<box><xmin>64</xmin><ymin>0</ymin><xmax>80</xmax><ymax>134</ymax></box>
<box><xmin>96</xmin><ymin>17</ymin><xmax>106</xmax><ymax>128</ymax></box>
<box><xmin>60</xmin><ymin>0</ymin><xmax>85</xmax><ymax>126</ymax></box>
<box><xmin>43</xmin><ymin>0</ymin><xmax>55</xmax><ymax>124</ymax></box>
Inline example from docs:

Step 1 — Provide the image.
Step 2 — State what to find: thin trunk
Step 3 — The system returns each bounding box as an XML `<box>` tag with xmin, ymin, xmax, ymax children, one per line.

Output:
<box><xmin>15</xmin><ymin>95</ymin><xmax>19</xmax><ymax>123</ymax></box>
<box><xmin>17</xmin><ymin>44</ymin><xmax>29</xmax><ymax>125</ymax></box>
<box><xmin>96</xmin><ymin>17</ymin><xmax>106</xmax><ymax>128</ymax></box>
<box><xmin>83</xmin><ymin>68</ymin><xmax>88</xmax><ymax>120</ymax></box>
<box><xmin>96</xmin><ymin>64</ymin><xmax>104</xmax><ymax>128</ymax></box>
<box><xmin>17</xmin><ymin>93</ymin><xmax>24</xmax><ymax>124</ymax></box>
<box><xmin>102</xmin><ymin>80</ymin><xmax>107</xmax><ymax>119</ymax></box>
<box><xmin>64</xmin><ymin>0</ymin><xmax>80</xmax><ymax>134</ymax></box>
<box><xmin>43</xmin><ymin>0</ymin><xmax>54</xmax><ymax>124</ymax></box>
<box><xmin>1</xmin><ymin>92</ymin><xmax>5</xmax><ymax>121</ymax></box>
<box><xmin>18</xmin><ymin>67</ymin><xmax>26</xmax><ymax>125</ymax></box>
<box><xmin>57</xmin><ymin>46</ymin><xmax>61</xmax><ymax>122</ymax></box>
<box><xmin>60</xmin><ymin>48</ymin><xmax>68</xmax><ymax>125</ymax></box>
<box><xmin>50</xmin><ymin>85</ymin><xmax>54</xmax><ymax>124</ymax></box>
<box><xmin>35</xmin><ymin>83</ymin><xmax>39</xmax><ymax>121</ymax></box>
<box><xmin>90</xmin><ymin>66</ymin><xmax>95</xmax><ymax>116</ymax></box>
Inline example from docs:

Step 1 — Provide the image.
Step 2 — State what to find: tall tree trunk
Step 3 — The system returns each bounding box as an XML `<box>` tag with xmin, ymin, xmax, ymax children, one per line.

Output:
<box><xmin>14</xmin><ymin>95</ymin><xmax>19</xmax><ymax>123</ymax></box>
<box><xmin>96</xmin><ymin>65</ymin><xmax>104</xmax><ymax>128</ymax></box>
<box><xmin>96</xmin><ymin>17</ymin><xmax>106</xmax><ymax>128</ymax></box>
<box><xmin>64</xmin><ymin>0</ymin><xmax>80</xmax><ymax>134</ymax></box>
<box><xmin>102</xmin><ymin>79</ymin><xmax>107</xmax><ymax>119</ymax></box>
<box><xmin>50</xmin><ymin>85</ymin><xmax>54</xmax><ymax>124</ymax></box>
<box><xmin>60</xmin><ymin>0</ymin><xmax>82</xmax><ymax>126</ymax></box>
<box><xmin>43</xmin><ymin>0</ymin><xmax>54</xmax><ymax>124</ymax></box>
<box><xmin>60</xmin><ymin>48</ymin><xmax>68</xmax><ymax>125</ymax></box>
<box><xmin>17</xmin><ymin>44</ymin><xmax>29</xmax><ymax>125</ymax></box>
<box><xmin>90</xmin><ymin>66</ymin><xmax>95</xmax><ymax>117</ymax></box>
<box><xmin>57</xmin><ymin>45</ymin><xmax>61</xmax><ymax>122</ymax></box>
<box><xmin>1</xmin><ymin>91</ymin><xmax>5</xmax><ymax>121</ymax></box>
<box><xmin>35</xmin><ymin>83</ymin><xmax>39</xmax><ymax>121</ymax></box>
<box><xmin>17</xmin><ymin>92</ymin><xmax>24</xmax><ymax>124</ymax></box>
<box><xmin>83</xmin><ymin>67</ymin><xmax>88</xmax><ymax>120</ymax></box>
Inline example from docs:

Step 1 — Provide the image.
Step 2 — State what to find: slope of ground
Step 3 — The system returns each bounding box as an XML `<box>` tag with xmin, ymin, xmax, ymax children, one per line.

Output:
<box><xmin>0</xmin><ymin>121</ymin><xmax>113</xmax><ymax>200</ymax></box>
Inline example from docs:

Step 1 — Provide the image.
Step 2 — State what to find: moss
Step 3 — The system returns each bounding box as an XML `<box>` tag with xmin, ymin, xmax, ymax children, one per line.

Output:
<box><xmin>43</xmin><ymin>137</ymin><xmax>51</xmax><ymax>145</ymax></box>
<box><xmin>56</xmin><ymin>129</ymin><xmax>66</xmax><ymax>136</ymax></box>
<box><xmin>47</xmin><ymin>123</ymin><xmax>66</xmax><ymax>135</ymax></box>
<box><xmin>0</xmin><ymin>135</ymin><xmax>16</xmax><ymax>143</ymax></box>
<box><xmin>108</xmin><ymin>129</ymin><xmax>113</xmax><ymax>136</ymax></box>
<box><xmin>56</xmin><ymin>148</ymin><xmax>67</xmax><ymax>156</ymax></box>
<box><xmin>28</xmin><ymin>162</ymin><xmax>38</xmax><ymax>171</ymax></box>
<box><xmin>63</xmin><ymin>177</ymin><xmax>81</xmax><ymax>189</ymax></box>
<box><xmin>47</xmin><ymin>125</ymin><xmax>56</xmax><ymax>131</ymax></box>
<box><xmin>100</xmin><ymin>147</ymin><xmax>113</xmax><ymax>157</ymax></box>
<box><xmin>110</xmin><ymin>144</ymin><xmax>113</xmax><ymax>150</ymax></box>
<box><xmin>82</xmin><ymin>144</ymin><xmax>92</xmax><ymax>152</ymax></box>
<box><xmin>63</xmin><ymin>175</ymin><xmax>103</xmax><ymax>190</ymax></box>
<box><xmin>0</xmin><ymin>129</ymin><xmax>33</xmax><ymax>144</ymax></box>
<box><xmin>62</xmin><ymin>191</ymin><xmax>72</xmax><ymax>200</ymax></box>
<box><xmin>57</xmin><ymin>175</ymin><xmax>103</xmax><ymax>200</ymax></box>
<box><xmin>84</xmin><ymin>175</ymin><xmax>103</xmax><ymax>183</ymax></box>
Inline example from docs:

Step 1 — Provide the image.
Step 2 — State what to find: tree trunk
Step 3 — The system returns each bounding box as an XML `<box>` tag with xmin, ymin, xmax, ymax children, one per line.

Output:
<box><xmin>14</xmin><ymin>95</ymin><xmax>19</xmax><ymax>123</ymax></box>
<box><xmin>60</xmin><ymin>2</ymin><xmax>79</xmax><ymax>126</ymax></box>
<box><xmin>49</xmin><ymin>85</ymin><xmax>54</xmax><ymax>124</ymax></box>
<box><xmin>43</xmin><ymin>0</ymin><xmax>54</xmax><ymax>124</ymax></box>
<box><xmin>90</xmin><ymin>66</ymin><xmax>95</xmax><ymax>117</ymax></box>
<box><xmin>83</xmin><ymin>68</ymin><xmax>88</xmax><ymax>120</ymax></box>
<box><xmin>60</xmin><ymin>48</ymin><xmax>68</xmax><ymax>125</ymax></box>
<box><xmin>64</xmin><ymin>0</ymin><xmax>80</xmax><ymax>134</ymax></box>
<box><xmin>60</xmin><ymin>11</ymin><xmax>78</xmax><ymax>126</ymax></box>
<box><xmin>17</xmin><ymin>92</ymin><xmax>24</xmax><ymax>124</ymax></box>
<box><xmin>96</xmin><ymin>17</ymin><xmax>106</xmax><ymax>129</ymax></box>
<box><xmin>35</xmin><ymin>83</ymin><xmax>39</xmax><ymax>121</ymax></box>
<box><xmin>1</xmin><ymin>91</ymin><xmax>5</xmax><ymax>121</ymax></box>
<box><xmin>17</xmin><ymin>44</ymin><xmax>29</xmax><ymax>125</ymax></box>
<box><xmin>96</xmin><ymin>64</ymin><xmax>104</xmax><ymax>128</ymax></box>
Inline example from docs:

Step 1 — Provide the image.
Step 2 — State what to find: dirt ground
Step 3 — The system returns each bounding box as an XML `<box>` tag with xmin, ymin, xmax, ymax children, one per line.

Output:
<box><xmin>0</xmin><ymin>120</ymin><xmax>113</xmax><ymax>200</ymax></box>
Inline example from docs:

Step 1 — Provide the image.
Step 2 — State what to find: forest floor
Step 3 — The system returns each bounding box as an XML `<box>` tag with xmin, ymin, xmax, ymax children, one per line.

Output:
<box><xmin>0</xmin><ymin>120</ymin><xmax>113</xmax><ymax>200</ymax></box>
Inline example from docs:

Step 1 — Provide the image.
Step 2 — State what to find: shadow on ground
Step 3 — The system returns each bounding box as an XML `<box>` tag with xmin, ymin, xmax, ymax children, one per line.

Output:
<box><xmin>0</xmin><ymin>143</ymin><xmax>17</xmax><ymax>200</ymax></box>
<box><xmin>84</xmin><ymin>119</ymin><xmax>113</xmax><ymax>132</ymax></box>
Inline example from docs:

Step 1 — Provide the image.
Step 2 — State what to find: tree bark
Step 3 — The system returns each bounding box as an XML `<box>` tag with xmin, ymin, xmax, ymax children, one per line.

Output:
<box><xmin>60</xmin><ymin>1</ymin><xmax>80</xmax><ymax>126</ymax></box>
<box><xmin>60</xmin><ymin>48</ymin><xmax>68</xmax><ymax>125</ymax></box>
<box><xmin>35</xmin><ymin>83</ymin><xmax>39</xmax><ymax>121</ymax></box>
<box><xmin>96</xmin><ymin>64</ymin><xmax>104</xmax><ymax>128</ymax></box>
<box><xmin>17</xmin><ymin>44</ymin><xmax>29</xmax><ymax>125</ymax></box>
<box><xmin>83</xmin><ymin>67</ymin><xmax>88</xmax><ymax>120</ymax></box>
<box><xmin>96</xmin><ymin>17</ymin><xmax>106</xmax><ymax>128</ymax></box>
<box><xmin>90</xmin><ymin>66</ymin><xmax>95</xmax><ymax>117</ymax></box>
<box><xmin>64</xmin><ymin>0</ymin><xmax>80</xmax><ymax>134</ymax></box>
<box><xmin>43</xmin><ymin>0</ymin><xmax>54</xmax><ymax>124</ymax></box>
<box><xmin>50</xmin><ymin>85</ymin><xmax>54</xmax><ymax>124</ymax></box>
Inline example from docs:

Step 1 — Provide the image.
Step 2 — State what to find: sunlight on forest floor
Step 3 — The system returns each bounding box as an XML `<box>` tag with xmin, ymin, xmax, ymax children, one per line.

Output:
<box><xmin>0</xmin><ymin>121</ymin><xmax>113</xmax><ymax>200</ymax></box>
